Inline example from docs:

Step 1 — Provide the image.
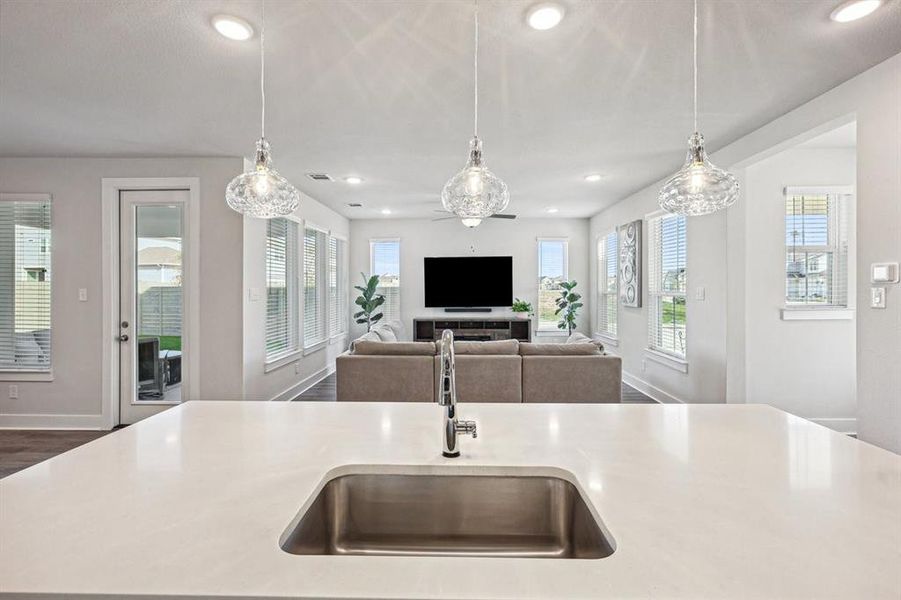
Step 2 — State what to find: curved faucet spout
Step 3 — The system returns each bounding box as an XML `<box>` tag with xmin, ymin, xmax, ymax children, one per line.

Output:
<box><xmin>438</xmin><ymin>329</ymin><xmax>477</xmax><ymax>457</ymax></box>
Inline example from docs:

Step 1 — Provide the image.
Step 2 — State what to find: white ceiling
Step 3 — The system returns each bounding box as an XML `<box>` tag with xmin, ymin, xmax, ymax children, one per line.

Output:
<box><xmin>1</xmin><ymin>1</ymin><xmax>899</xmax><ymax>219</ymax></box>
<box><xmin>798</xmin><ymin>121</ymin><xmax>857</xmax><ymax>148</ymax></box>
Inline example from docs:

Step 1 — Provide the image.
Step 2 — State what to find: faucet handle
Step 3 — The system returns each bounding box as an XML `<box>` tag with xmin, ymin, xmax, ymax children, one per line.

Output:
<box><xmin>458</xmin><ymin>420</ymin><xmax>477</xmax><ymax>438</ymax></box>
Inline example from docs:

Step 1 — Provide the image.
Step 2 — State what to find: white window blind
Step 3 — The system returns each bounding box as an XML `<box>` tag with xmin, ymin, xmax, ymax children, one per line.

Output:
<box><xmin>785</xmin><ymin>188</ymin><xmax>850</xmax><ymax>307</ymax></box>
<box><xmin>265</xmin><ymin>218</ymin><xmax>298</xmax><ymax>361</ymax></box>
<box><xmin>370</xmin><ymin>239</ymin><xmax>400</xmax><ymax>322</ymax></box>
<box><xmin>0</xmin><ymin>195</ymin><xmax>52</xmax><ymax>372</ymax></box>
<box><xmin>648</xmin><ymin>214</ymin><xmax>686</xmax><ymax>358</ymax></box>
<box><xmin>597</xmin><ymin>231</ymin><xmax>618</xmax><ymax>338</ymax></box>
<box><xmin>538</xmin><ymin>238</ymin><xmax>568</xmax><ymax>330</ymax></box>
<box><xmin>328</xmin><ymin>236</ymin><xmax>348</xmax><ymax>337</ymax></box>
<box><xmin>304</xmin><ymin>227</ymin><xmax>327</xmax><ymax>347</ymax></box>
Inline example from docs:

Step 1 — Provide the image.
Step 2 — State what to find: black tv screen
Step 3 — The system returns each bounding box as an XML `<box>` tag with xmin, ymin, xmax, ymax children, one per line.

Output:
<box><xmin>424</xmin><ymin>256</ymin><xmax>513</xmax><ymax>308</ymax></box>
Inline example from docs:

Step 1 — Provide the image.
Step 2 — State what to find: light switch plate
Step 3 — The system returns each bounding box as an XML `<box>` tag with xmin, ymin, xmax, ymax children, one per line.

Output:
<box><xmin>78</xmin><ymin>288</ymin><xmax>88</xmax><ymax>302</ymax></box>
<box><xmin>871</xmin><ymin>287</ymin><xmax>886</xmax><ymax>309</ymax></box>
<box><xmin>695</xmin><ymin>286</ymin><xmax>706</xmax><ymax>301</ymax></box>
<box><xmin>248</xmin><ymin>287</ymin><xmax>263</xmax><ymax>302</ymax></box>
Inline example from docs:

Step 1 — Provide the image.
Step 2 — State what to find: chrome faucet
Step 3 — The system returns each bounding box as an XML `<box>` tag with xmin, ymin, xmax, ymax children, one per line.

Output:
<box><xmin>437</xmin><ymin>329</ymin><xmax>477</xmax><ymax>457</ymax></box>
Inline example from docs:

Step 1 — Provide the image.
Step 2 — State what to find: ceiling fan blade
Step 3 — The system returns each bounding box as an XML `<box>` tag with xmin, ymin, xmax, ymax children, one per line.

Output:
<box><xmin>489</xmin><ymin>213</ymin><xmax>517</xmax><ymax>220</ymax></box>
<box><xmin>433</xmin><ymin>209</ymin><xmax>452</xmax><ymax>214</ymax></box>
<box><xmin>431</xmin><ymin>216</ymin><xmax>456</xmax><ymax>222</ymax></box>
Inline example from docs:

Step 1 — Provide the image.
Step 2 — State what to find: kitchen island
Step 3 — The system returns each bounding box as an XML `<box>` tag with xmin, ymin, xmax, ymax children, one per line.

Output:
<box><xmin>1</xmin><ymin>401</ymin><xmax>899</xmax><ymax>599</ymax></box>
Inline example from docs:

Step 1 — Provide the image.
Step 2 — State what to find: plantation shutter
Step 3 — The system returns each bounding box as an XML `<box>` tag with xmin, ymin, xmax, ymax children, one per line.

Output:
<box><xmin>337</xmin><ymin>238</ymin><xmax>348</xmax><ymax>334</ymax></box>
<box><xmin>265</xmin><ymin>218</ymin><xmax>298</xmax><ymax>361</ymax></box>
<box><xmin>784</xmin><ymin>188</ymin><xmax>850</xmax><ymax>307</ymax></box>
<box><xmin>597</xmin><ymin>231</ymin><xmax>617</xmax><ymax>338</ymax></box>
<box><xmin>648</xmin><ymin>214</ymin><xmax>686</xmax><ymax>357</ymax></box>
<box><xmin>0</xmin><ymin>195</ymin><xmax>52</xmax><ymax>371</ymax></box>
<box><xmin>370</xmin><ymin>240</ymin><xmax>400</xmax><ymax>322</ymax></box>
<box><xmin>328</xmin><ymin>236</ymin><xmax>339</xmax><ymax>336</ymax></box>
<box><xmin>304</xmin><ymin>228</ymin><xmax>327</xmax><ymax>347</ymax></box>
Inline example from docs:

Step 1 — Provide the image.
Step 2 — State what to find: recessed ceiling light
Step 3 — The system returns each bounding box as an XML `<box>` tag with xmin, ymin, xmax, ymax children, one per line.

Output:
<box><xmin>527</xmin><ymin>3</ymin><xmax>565</xmax><ymax>30</ymax></box>
<box><xmin>584</xmin><ymin>174</ymin><xmax>602</xmax><ymax>182</ymax></box>
<box><xmin>212</xmin><ymin>15</ymin><xmax>254</xmax><ymax>41</ymax></box>
<box><xmin>381</xmin><ymin>208</ymin><xmax>392</xmax><ymax>215</ymax></box>
<box><xmin>830</xmin><ymin>0</ymin><xmax>882</xmax><ymax>22</ymax></box>
<box><xmin>344</xmin><ymin>176</ymin><xmax>363</xmax><ymax>185</ymax></box>
<box><xmin>546</xmin><ymin>207</ymin><xmax>559</xmax><ymax>214</ymax></box>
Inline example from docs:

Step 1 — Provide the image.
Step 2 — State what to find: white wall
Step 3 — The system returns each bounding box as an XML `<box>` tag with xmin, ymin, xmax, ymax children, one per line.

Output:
<box><xmin>589</xmin><ymin>192</ymin><xmax>729</xmax><ymax>404</ymax></box>
<box><xmin>348</xmin><ymin>218</ymin><xmax>591</xmax><ymax>342</ymax></box>
<box><xmin>242</xmin><ymin>189</ymin><xmax>350</xmax><ymax>401</ymax></box>
<box><xmin>0</xmin><ymin>157</ymin><xmax>244</xmax><ymax>428</ymax></box>
<box><xmin>589</xmin><ymin>52</ymin><xmax>900</xmax><ymax>452</ymax></box>
<box><xmin>741</xmin><ymin>147</ymin><xmax>857</xmax><ymax>427</ymax></box>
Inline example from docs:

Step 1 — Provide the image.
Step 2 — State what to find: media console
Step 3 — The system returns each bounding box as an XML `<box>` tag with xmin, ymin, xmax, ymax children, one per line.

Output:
<box><xmin>413</xmin><ymin>318</ymin><xmax>532</xmax><ymax>343</ymax></box>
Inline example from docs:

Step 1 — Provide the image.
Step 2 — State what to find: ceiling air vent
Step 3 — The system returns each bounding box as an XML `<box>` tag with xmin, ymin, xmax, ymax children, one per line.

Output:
<box><xmin>306</xmin><ymin>173</ymin><xmax>333</xmax><ymax>181</ymax></box>
<box><xmin>347</xmin><ymin>203</ymin><xmax>363</xmax><ymax>208</ymax></box>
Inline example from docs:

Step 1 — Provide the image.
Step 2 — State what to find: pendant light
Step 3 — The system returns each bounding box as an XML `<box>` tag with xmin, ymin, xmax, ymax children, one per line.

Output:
<box><xmin>658</xmin><ymin>0</ymin><xmax>738</xmax><ymax>216</ymax></box>
<box><xmin>226</xmin><ymin>0</ymin><xmax>300</xmax><ymax>218</ymax></box>
<box><xmin>440</xmin><ymin>0</ymin><xmax>509</xmax><ymax>228</ymax></box>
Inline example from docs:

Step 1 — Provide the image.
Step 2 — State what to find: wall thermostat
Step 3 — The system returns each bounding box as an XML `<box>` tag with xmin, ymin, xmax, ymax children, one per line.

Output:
<box><xmin>871</xmin><ymin>262</ymin><xmax>899</xmax><ymax>284</ymax></box>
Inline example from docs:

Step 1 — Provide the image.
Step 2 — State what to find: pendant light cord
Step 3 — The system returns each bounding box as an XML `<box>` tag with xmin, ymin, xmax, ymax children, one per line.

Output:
<box><xmin>473</xmin><ymin>0</ymin><xmax>479</xmax><ymax>139</ymax></box>
<box><xmin>693</xmin><ymin>0</ymin><xmax>698</xmax><ymax>134</ymax></box>
<box><xmin>260</xmin><ymin>0</ymin><xmax>266</xmax><ymax>140</ymax></box>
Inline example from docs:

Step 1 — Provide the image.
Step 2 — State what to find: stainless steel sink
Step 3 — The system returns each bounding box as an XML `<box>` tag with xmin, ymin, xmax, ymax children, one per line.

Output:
<box><xmin>280</xmin><ymin>471</ymin><xmax>615</xmax><ymax>559</ymax></box>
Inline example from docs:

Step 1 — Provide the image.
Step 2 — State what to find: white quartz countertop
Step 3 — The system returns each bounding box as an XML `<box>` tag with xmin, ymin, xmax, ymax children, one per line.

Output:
<box><xmin>2</xmin><ymin>401</ymin><xmax>900</xmax><ymax>599</ymax></box>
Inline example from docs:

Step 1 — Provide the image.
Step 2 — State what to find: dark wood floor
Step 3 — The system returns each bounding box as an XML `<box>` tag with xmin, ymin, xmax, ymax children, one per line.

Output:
<box><xmin>294</xmin><ymin>373</ymin><xmax>657</xmax><ymax>404</ymax></box>
<box><xmin>0</xmin><ymin>430</ymin><xmax>111</xmax><ymax>479</ymax></box>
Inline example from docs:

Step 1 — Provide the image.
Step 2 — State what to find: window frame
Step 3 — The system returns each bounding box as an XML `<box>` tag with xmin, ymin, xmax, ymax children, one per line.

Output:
<box><xmin>369</xmin><ymin>238</ymin><xmax>401</xmax><ymax>325</ymax></box>
<box><xmin>596</xmin><ymin>230</ymin><xmax>618</xmax><ymax>342</ymax></box>
<box><xmin>264</xmin><ymin>216</ymin><xmax>300</xmax><ymax>369</ymax></box>
<box><xmin>536</xmin><ymin>237</ymin><xmax>569</xmax><ymax>333</ymax></box>
<box><xmin>303</xmin><ymin>224</ymin><xmax>330</xmax><ymax>353</ymax></box>
<box><xmin>646</xmin><ymin>212</ymin><xmax>688</xmax><ymax>364</ymax></box>
<box><xmin>783</xmin><ymin>186</ymin><xmax>852</xmax><ymax>312</ymax></box>
<box><xmin>0</xmin><ymin>193</ymin><xmax>53</xmax><ymax>379</ymax></box>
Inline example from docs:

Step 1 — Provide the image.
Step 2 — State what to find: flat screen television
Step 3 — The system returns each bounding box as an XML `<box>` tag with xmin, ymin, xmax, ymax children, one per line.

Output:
<box><xmin>424</xmin><ymin>256</ymin><xmax>513</xmax><ymax>308</ymax></box>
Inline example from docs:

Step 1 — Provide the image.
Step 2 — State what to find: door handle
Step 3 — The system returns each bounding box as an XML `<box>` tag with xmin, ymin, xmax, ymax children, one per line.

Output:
<box><xmin>117</xmin><ymin>334</ymin><xmax>129</xmax><ymax>342</ymax></box>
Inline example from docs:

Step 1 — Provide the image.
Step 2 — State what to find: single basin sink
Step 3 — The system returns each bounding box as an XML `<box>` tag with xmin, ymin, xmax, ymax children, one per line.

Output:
<box><xmin>280</xmin><ymin>470</ymin><xmax>615</xmax><ymax>559</ymax></box>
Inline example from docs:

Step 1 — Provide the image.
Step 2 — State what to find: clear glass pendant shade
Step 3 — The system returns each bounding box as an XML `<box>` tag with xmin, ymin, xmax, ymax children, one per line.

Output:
<box><xmin>226</xmin><ymin>138</ymin><xmax>300</xmax><ymax>218</ymax></box>
<box><xmin>441</xmin><ymin>137</ymin><xmax>509</xmax><ymax>228</ymax></box>
<box><xmin>658</xmin><ymin>132</ymin><xmax>739</xmax><ymax>216</ymax></box>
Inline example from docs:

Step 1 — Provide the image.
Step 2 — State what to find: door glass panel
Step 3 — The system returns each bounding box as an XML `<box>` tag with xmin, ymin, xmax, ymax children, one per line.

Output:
<box><xmin>135</xmin><ymin>205</ymin><xmax>183</xmax><ymax>403</ymax></box>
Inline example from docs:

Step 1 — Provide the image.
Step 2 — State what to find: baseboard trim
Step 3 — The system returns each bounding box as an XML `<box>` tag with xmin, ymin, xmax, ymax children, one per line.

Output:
<box><xmin>271</xmin><ymin>365</ymin><xmax>334</xmax><ymax>402</ymax></box>
<box><xmin>0</xmin><ymin>413</ymin><xmax>108</xmax><ymax>430</ymax></box>
<box><xmin>809</xmin><ymin>417</ymin><xmax>857</xmax><ymax>435</ymax></box>
<box><xmin>622</xmin><ymin>371</ymin><xmax>683</xmax><ymax>404</ymax></box>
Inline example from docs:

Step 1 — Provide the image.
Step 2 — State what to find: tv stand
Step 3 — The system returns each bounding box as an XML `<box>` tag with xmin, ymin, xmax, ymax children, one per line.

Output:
<box><xmin>444</xmin><ymin>307</ymin><xmax>492</xmax><ymax>313</ymax></box>
<box><xmin>414</xmin><ymin>317</ymin><xmax>531</xmax><ymax>343</ymax></box>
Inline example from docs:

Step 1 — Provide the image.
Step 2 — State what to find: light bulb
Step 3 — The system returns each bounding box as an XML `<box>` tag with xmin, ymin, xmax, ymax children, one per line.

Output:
<box><xmin>461</xmin><ymin>218</ymin><xmax>483</xmax><ymax>228</ymax></box>
<box><xmin>254</xmin><ymin>171</ymin><xmax>271</xmax><ymax>196</ymax></box>
<box><xmin>688</xmin><ymin>163</ymin><xmax>705</xmax><ymax>193</ymax></box>
<box><xmin>465</xmin><ymin>168</ymin><xmax>484</xmax><ymax>196</ymax></box>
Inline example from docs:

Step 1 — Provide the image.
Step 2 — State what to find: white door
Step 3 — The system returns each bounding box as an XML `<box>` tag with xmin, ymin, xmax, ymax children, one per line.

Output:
<box><xmin>118</xmin><ymin>190</ymin><xmax>190</xmax><ymax>425</ymax></box>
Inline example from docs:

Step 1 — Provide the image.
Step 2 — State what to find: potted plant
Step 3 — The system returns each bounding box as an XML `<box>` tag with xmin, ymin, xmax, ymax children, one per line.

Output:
<box><xmin>353</xmin><ymin>273</ymin><xmax>386</xmax><ymax>331</ymax></box>
<box><xmin>555</xmin><ymin>280</ymin><xmax>582</xmax><ymax>335</ymax></box>
<box><xmin>511</xmin><ymin>298</ymin><xmax>533</xmax><ymax>319</ymax></box>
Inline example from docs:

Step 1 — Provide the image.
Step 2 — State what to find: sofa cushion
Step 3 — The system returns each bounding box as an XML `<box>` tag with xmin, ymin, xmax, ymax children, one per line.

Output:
<box><xmin>349</xmin><ymin>330</ymin><xmax>381</xmax><ymax>352</ymax></box>
<box><xmin>370</xmin><ymin>323</ymin><xmax>398</xmax><ymax>342</ymax></box>
<box><xmin>519</xmin><ymin>342</ymin><xmax>601</xmax><ymax>356</ymax></box>
<box><xmin>567</xmin><ymin>332</ymin><xmax>604</xmax><ymax>353</ymax></box>
<box><xmin>353</xmin><ymin>341</ymin><xmax>436</xmax><ymax>356</ymax></box>
<box><xmin>454</xmin><ymin>339</ymin><xmax>520</xmax><ymax>355</ymax></box>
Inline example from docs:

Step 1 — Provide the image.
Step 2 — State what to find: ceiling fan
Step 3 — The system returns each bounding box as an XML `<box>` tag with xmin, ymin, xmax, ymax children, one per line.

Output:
<box><xmin>432</xmin><ymin>209</ymin><xmax>516</xmax><ymax>222</ymax></box>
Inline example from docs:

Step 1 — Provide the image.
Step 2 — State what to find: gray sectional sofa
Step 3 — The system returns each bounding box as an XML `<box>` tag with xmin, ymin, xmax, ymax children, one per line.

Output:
<box><xmin>336</xmin><ymin>327</ymin><xmax>621</xmax><ymax>404</ymax></box>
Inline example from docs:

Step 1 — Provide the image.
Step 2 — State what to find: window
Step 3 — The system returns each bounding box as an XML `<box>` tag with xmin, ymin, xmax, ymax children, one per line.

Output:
<box><xmin>304</xmin><ymin>227</ymin><xmax>328</xmax><ymax>348</ymax></box>
<box><xmin>265</xmin><ymin>218</ymin><xmax>298</xmax><ymax>361</ymax></box>
<box><xmin>596</xmin><ymin>231</ymin><xmax>618</xmax><ymax>338</ymax></box>
<box><xmin>538</xmin><ymin>238</ymin><xmax>568</xmax><ymax>330</ymax></box>
<box><xmin>0</xmin><ymin>194</ymin><xmax>52</xmax><ymax>372</ymax></box>
<box><xmin>370</xmin><ymin>239</ymin><xmax>400</xmax><ymax>322</ymax></box>
<box><xmin>328</xmin><ymin>236</ymin><xmax>348</xmax><ymax>337</ymax></box>
<box><xmin>785</xmin><ymin>188</ymin><xmax>850</xmax><ymax>307</ymax></box>
<box><xmin>648</xmin><ymin>214</ymin><xmax>686</xmax><ymax>358</ymax></box>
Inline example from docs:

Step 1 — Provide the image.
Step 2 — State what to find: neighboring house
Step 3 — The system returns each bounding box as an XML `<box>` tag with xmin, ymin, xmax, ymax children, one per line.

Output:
<box><xmin>137</xmin><ymin>245</ymin><xmax>182</xmax><ymax>293</ymax></box>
